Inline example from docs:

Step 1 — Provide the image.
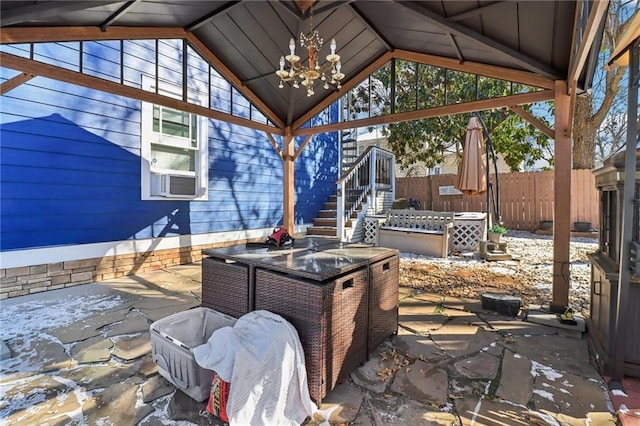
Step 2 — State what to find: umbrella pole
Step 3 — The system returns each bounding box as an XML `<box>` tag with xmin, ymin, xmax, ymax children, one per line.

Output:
<box><xmin>474</xmin><ymin>112</ymin><xmax>502</xmax><ymax>227</ymax></box>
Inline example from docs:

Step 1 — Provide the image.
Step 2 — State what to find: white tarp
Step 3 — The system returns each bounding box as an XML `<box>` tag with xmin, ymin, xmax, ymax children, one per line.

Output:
<box><xmin>193</xmin><ymin>310</ymin><xmax>318</xmax><ymax>425</ymax></box>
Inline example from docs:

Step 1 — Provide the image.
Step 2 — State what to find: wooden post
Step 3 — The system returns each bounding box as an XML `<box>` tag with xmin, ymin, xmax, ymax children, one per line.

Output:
<box><xmin>552</xmin><ymin>80</ymin><xmax>572</xmax><ymax>310</ymax></box>
<box><xmin>283</xmin><ymin>130</ymin><xmax>295</xmax><ymax>234</ymax></box>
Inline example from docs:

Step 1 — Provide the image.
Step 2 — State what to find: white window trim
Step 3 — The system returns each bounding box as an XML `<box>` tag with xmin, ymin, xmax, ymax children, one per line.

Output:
<box><xmin>141</xmin><ymin>76</ymin><xmax>208</xmax><ymax>200</ymax></box>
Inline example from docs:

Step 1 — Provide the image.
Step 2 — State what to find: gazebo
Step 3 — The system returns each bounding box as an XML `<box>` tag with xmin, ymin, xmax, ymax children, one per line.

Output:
<box><xmin>0</xmin><ymin>0</ymin><xmax>609</xmax><ymax>311</ymax></box>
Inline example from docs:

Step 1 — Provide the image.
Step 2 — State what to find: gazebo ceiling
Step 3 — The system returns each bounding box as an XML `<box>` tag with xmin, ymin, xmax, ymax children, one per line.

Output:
<box><xmin>0</xmin><ymin>0</ymin><xmax>601</xmax><ymax>126</ymax></box>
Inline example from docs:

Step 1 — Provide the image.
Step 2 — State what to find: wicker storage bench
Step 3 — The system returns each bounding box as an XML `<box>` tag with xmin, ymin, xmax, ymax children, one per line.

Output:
<box><xmin>377</xmin><ymin>210</ymin><xmax>454</xmax><ymax>257</ymax></box>
<box><xmin>201</xmin><ymin>257</ymin><xmax>250</xmax><ymax>318</ymax></box>
<box><xmin>254</xmin><ymin>267</ymin><xmax>369</xmax><ymax>404</ymax></box>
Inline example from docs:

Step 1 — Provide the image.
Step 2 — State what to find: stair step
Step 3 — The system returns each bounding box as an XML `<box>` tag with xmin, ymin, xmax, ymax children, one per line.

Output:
<box><xmin>307</xmin><ymin>226</ymin><xmax>338</xmax><ymax>236</ymax></box>
<box><xmin>318</xmin><ymin>209</ymin><xmax>336</xmax><ymax>218</ymax></box>
<box><xmin>314</xmin><ymin>218</ymin><xmax>337</xmax><ymax>227</ymax></box>
<box><xmin>324</xmin><ymin>202</ymin><xmax>337</xmax><ymax>210</ymax></box>
<box><xmin>313</xmin><ymin>218</ymin><xmax>354</xmax><ymax>227</ymax></box>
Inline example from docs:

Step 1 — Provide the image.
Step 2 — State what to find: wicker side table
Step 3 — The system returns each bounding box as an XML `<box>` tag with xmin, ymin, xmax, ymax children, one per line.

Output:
<box><xmin>367</xmin><ymin>254</ymin><xmax>399</xmax><ymax>355</ymax></box>
<box><xmin>201</xmin><ymin>257</ymin><xmax>250</xmax><ymax>318</ymax></box>
<box><xmin>254</xmin><ymin>267</ymin><xmax>369</xmax><ymax>404</ymax></box>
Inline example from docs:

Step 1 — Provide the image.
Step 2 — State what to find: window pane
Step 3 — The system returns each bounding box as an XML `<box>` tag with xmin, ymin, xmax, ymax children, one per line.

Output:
<box><xmin>151</xmin><ymin>144</ymin><xmax>195</xmax><ymax>172</ymax></box>
<box><xmin>161</xmin><ymin>108</ymin><xmax>191</xmax><ymax>138</ymax></box>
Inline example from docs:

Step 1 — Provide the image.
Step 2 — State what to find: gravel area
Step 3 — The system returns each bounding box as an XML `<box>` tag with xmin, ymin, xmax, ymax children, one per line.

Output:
<box><xmin>399</xmin><ymin>230</ymin><xmax>598</xmax><ymax>315</ymax></box>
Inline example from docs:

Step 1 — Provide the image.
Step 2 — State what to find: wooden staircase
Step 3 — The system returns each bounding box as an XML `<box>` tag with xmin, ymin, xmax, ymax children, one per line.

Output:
<box><xmin>306</xmin><ymin>194</ymin><xmax>361</xmax><ymax>237</ymax></box>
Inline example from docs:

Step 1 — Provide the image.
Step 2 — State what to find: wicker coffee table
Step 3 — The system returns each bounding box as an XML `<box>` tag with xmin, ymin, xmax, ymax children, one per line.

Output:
<box><xmin>201</xmin><ymin>238</ymin><xmax>399</xmax><ymax>403</ymax></box>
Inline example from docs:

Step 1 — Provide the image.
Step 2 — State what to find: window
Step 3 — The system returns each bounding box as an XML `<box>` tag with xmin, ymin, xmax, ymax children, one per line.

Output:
<box><xmin>141</xmin><ymin>81</ymin><xmax>208</xmax><ymax>200</ymax></box>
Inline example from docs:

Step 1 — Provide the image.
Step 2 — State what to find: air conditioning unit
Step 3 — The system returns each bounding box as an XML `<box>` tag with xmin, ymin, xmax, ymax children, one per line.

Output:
<box><xmin>151</xmin><ymin>173</ymin><xmax>197</xmax><ymax>197</ymax></box>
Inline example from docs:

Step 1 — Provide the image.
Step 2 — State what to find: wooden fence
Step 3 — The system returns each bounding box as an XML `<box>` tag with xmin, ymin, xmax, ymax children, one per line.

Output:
<box><xmin>395</xmin><ymin>170</ymin><xmax>599</xmax><ymax>232</ymax></box>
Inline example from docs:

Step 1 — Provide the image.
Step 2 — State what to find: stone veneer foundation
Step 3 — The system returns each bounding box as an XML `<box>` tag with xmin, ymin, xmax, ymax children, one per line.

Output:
<box><xmin>0</xmin><ymin>239</ymin><xmax>249</xmax><ymax>299</ymax></box>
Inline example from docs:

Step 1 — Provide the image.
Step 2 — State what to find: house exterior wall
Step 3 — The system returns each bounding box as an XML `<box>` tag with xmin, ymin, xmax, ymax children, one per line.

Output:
<box><xmin>0</xmin><ymin>41</ymin><xmax>339</xmax><ymax>298</ymax></box>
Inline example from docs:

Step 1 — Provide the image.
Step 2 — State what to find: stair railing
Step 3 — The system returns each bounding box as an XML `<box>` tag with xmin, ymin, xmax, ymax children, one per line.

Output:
<box><xmin>336</xmin><ymin>146</ymin><xmax>395</xmax><ymax>241</ymax></box>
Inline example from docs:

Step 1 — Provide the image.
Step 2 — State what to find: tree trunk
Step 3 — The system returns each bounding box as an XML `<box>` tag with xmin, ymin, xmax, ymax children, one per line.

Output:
<box><xmin>572</xmin><ymin>95</ymin><xmax>597</xmax><ymax>169</ymax></box>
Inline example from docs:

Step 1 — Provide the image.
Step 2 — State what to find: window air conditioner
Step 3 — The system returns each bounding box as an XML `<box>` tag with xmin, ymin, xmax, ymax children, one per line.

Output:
<box><xmin>151</xmin><ymin>173</ymin><xmax>197</xmax><ymax>197</ymax></box>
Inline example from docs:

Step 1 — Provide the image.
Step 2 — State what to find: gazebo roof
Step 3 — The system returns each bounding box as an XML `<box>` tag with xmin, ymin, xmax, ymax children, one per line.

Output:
<box><xmin>0</xmin><ymin>0</ymin><xmax>605</xmax><ymax>127</ymax></box>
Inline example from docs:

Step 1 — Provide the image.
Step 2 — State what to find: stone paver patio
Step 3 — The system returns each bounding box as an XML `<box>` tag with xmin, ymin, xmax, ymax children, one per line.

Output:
<box><xmin>0</xmin><ymin>262</ymin><xmax>618</xmax><ymax>425</ymax></box>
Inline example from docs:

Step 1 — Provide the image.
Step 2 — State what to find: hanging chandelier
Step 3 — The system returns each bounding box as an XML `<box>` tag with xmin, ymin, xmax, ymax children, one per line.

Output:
<box><xmin>275</xmin><ymin>9</ymin><xmax>344</xmax><ymax>97</ymax></box>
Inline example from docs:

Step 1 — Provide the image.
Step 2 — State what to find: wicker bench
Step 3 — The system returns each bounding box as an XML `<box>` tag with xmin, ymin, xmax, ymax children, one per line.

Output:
<box><xmin>377</xmin><ymin>210</ymin><xmax>454</xmax><ymax>257</ymax></box>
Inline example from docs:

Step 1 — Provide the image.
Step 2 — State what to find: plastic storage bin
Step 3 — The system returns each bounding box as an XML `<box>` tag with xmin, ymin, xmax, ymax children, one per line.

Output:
<box><xmin>150</xmin><ymin>307</ymin><xmax>236</xmax><ymax>402</ymax></box>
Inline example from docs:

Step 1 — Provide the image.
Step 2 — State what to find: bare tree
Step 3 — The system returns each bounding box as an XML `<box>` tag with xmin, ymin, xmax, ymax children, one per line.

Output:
<box><xmin>572</xmin><ymin>1</ymin><xmax>638</xmax><ymax>169</ymax></box>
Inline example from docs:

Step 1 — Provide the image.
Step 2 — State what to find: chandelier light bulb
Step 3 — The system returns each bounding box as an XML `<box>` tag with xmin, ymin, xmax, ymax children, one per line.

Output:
<box><xmin>336</xmin><ymin>61</ymin><xmax>341</xmax><ymax>73</ymax></box>
<box><xmin>279</xmin><ymin>56</ymin><xmax>285</xmax><ymax>71</ymax></box>
<box><xmin>289</xmin><ymin>38</ymin><xmax>296</xmax><ymax>56</ymax></box>
<box><xmin>330</xmin><ymin>39</ymin><xmax>336</xmax><ymax>55</ymax></box>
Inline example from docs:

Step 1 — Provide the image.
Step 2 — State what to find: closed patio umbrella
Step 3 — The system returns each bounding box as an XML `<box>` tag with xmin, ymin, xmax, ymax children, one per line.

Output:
<box><xmin>455</xmin><ymin>116</ymin><xmax>487</xmax><ymax>195</ymax></box>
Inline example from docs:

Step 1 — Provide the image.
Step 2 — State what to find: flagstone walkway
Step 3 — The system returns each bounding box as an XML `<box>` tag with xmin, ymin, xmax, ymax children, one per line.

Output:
<box><xmin>0</xmin><ymin>262</ymin><xmax>628</xmax><ymax>425</ymax></box>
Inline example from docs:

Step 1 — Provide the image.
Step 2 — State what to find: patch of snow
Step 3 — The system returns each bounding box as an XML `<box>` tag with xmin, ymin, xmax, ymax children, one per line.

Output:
<box><xmin>0</xmin><ymin>293</ymin><xmax>126</xmax><ymax>341</ymax></box>
<box><xmin>612</xmin><ymin>389</ymin><xmax>628</xmax><ymax>397</ymax></box>
<box><xmin>527</xmin><ymin>410</ymin><xmax>560</xmax><ymax>425</ymax></box>
<box><xmin>530</xmin><ymin>361</ymin><xmax>563</xmax><ymax>381</ymax></box>
<box><xmin>533</xmin><ymin>389</ymin><xmax>556</xmax><ymax>402</ymax></box>
<box><xmin>513</xmin><ymin>353</ymin><xmax>522</xmax><ymax>358</ymax></box>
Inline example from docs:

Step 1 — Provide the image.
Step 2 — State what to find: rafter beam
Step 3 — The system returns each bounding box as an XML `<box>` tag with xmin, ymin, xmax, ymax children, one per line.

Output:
<box><xmin>348</xmin><ymin>3</ymin><xmax>392</xmax><ymax>51</ymax></box>
<box><xmin>395</xmin><ymin>1</ymin><xmax>562</xmax><ymax>80</ymax></box>
<box><xmin>393</xmin><ymin>50</ymin><xmax>555</xmax><ymax>89</ymax></box>
<box><xmin>0</xmin><ymin>26</ymin><xmax>284</xmax><ymax>130</ymax></box>
<box><xmin>447</xmin><ymin>33</ymin><xmax>465</xmax><ymax>63</ymax></box>
<box><xmin>100</xmin><ymin>0</ymin><xmax>141</xmax><ymax>31</ymax></box>
<box><xmin>0</xmin><ymin>72</ymin><xmax>35</xmax><ymax>95</ymax></box>
<box><xmin>294</xmin><ymin>134</ymin><xmax>313</xmax><ymax>160</ymax></box>
<box><xmin>266</xmin><ymin>132</ymin><xmax>284</xmax><ymax>159</ymax></box>
<box><xmin>293</xmin><ymin>90</ymin><xmax>554</xmax><ymax>136</ymax></box>
<box><xmin>0</xmin><ymin>52</ymin><xmax>282</xmax><ymax>136</ymax></box>
<box><xmin>185</xmin><ymin>33</ymin><xmax>284</xmax><ymax>129</ymax></box>
<box><xmin>0</xmin><ymin>26</ymin><xmax>188</xmax><ymax>44</ymax></box>
<box><xmin>0</xmin><ymin>1</ymin><xmax>120</xmax><ymax>26</ymax></box>
<box><xmin>449</xmin><ymin>1</ymin><xmax>506</xmax><ymax>22</ymax></box>
<box><xmin>568</xmin><ymin>0</ymin><xmax>609</xmax><ymax>87</ymax></box>
<box><xmin>508</xmin><ymin>105</ymin><xmax>554</xmax><ymax>139</ymax></box>
<box><xmin>185</xmin><ymin>1</ymin><xmax>242</xmax><ymax>32</ymax></box>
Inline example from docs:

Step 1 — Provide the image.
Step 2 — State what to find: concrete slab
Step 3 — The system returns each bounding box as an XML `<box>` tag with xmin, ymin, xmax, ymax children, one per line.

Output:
<box><xmin>453</xmin><ymin>351</ymin><xmax>500</xmax><ymax>380</ymax></box>
<box><xmin>1</xmin><ymin>334</ymin><xmax>72</xmax><ymax>377</ymax></box>
<box><xmin>142</xmin><ymin>374</ymin><xmax>175</xmax><ymax>403</ymax></box>
<box><xmin>392</xmin><ymin>334</ymin><xmax>448</xmax><ymax>362</ymax></box>
<box><xmin>390</xmin><ymin>361</ymin><xmax>449</xmax><ymax>406</ymax></box>
<box><xmin>62</xmin><ymin>363</ymin><xmax>139</xmax><ymax>390</ymax></box>
<box><xmin>103</xmin><ymin>309</ymin><xmax>152</xmax><ymax>337</ymax></box>
<box><xmin>0</xmin><ymin>375</ymin><xmax>82</xmax><ymax>425</ymax></box>
<box><xmin>111</xmin><ymin>334</ymin><xmax>151</xmax><ymax>361</ymax></box>
<box><xmin>45</xmin><ymin>319</ymin><xmax>102</xmax><ymax>344</ymax></box>
<box><xmin>496</xmin><ymin>350</ymin><xmax>533</xmax><ymax>405</ymax></box>
<box><xmin>316</xmin><ymin>382</ymin><xmax>364</xmax><ymax>424</ymax></box>
<box><xmin>70</xmin><ymin>335</ymin><xmax>114</xmax><ymax>363</ymax></box>
<box><xmin>532</xmin><ymin>369</ymin><xmax>613</xmax><ymax>418</ymax></box>
<box><xmin>85</xmin><ymin>381</ymin><xmax>155</xmax><ymax>425</ymax></box>
<box><xmin>368</xmin><ymin>394</ymin><xmax>458</xmax><ymax>425</ymax></box>
<box><xmin>455</xmin><ymin>396</ymin><xmax>536</xmax><ymax>425</ymax></box>
<box><xmin>429</xmin><ymin>317</ymin><xmax>499</xmax><ymax>358</ymax></box>
<box><xmin>398</xmin><ymin>299</ymin><xmax>448</xmax><ymax>334</ymax></box>
<box><xmin>526</xmin><ymin>309</ymin><xmax>586</xmax><ymax>333</ymax></box>
<box><xmin>350</xmin><ymin>342</ymin><xmax>401</xmax><ymax>394</ymax></box>
<box><xmin>500</xmin><ymin>334</ymin><xmax>600</xmax><ymax>379</ymax></box>
<box><xmin>166</xmin><ymin>389</ymin><xmax>223</xmax><ymax>425</ymax></box>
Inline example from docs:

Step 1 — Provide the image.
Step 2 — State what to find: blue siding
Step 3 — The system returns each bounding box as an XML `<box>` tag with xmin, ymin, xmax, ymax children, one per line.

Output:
<box><xmin>0</xmin><ymin>43</ymin><xmax>338</xmax><ymax>251</ymax></box>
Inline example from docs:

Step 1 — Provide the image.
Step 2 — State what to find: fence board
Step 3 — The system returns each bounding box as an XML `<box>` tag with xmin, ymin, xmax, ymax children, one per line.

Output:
<box><xmin>396</xmin><ymin>170</ymin><xmax>599</xmax><ymax>232</ymax></box>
